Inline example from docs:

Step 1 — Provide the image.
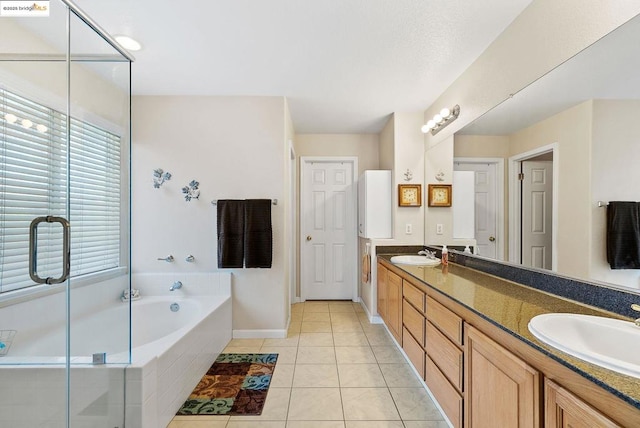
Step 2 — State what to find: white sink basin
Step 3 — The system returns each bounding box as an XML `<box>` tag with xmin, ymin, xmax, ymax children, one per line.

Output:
<box><xmin>528</xmin><ymin>313</ymin><xmax>640</xmax><ymax>378</ymax></box>
<box><xmin>390</xmin><ymin>255</ymin><xmax>441</xmax><ymax>267</ymax></box>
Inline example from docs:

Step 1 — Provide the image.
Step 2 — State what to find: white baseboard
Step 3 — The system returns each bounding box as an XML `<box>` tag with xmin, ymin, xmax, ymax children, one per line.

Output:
<box><xmin>359</xmin><ymin>300</ymin><xmax>383</xmax><ymax>324</ymax></box>
<box><xmin>232</xmin><ymin>329</ymin><xmax>287</xmax><ymax>339</ymax></box>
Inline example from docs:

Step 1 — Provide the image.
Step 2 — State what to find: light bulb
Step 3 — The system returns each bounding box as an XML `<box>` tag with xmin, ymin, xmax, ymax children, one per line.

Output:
<box><xmin>421</xmin><ymin>124</ymin><xmax>430</xmax><ymax>133</ymax></box>
<box><xmin>5</xmin><ymin>113</ymin><xmax>17</xmax><ymax>123</ymax></box>
<box><xmin>36</xmin><ymin>124</ymin><xmax>48</xmax><ymax>133</ymax></box>
<box><xmin>440</xmin><ymin>108</ymin><xmax>450</xmax><ymax>118</ymax></box>
<box><xmin>426</xmin><ymin>120</ymin><xmax>436</xmax><ymax>129</ymax></box>
<box><xmin>21</xmin><ymin>119</ymin><xmax>33</xmax><ymax>129</ymax></box>
<box><xmin>434</xmin><ymin>114</ymin><xmax>443</xmax><ymax>124</ymax></box>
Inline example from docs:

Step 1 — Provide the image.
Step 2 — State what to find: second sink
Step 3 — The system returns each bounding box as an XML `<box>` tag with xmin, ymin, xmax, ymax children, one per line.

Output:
<box><xmin>528</xmin><ymin>313</ymin><xmax>640</xmax><ymax>379</ymax></box>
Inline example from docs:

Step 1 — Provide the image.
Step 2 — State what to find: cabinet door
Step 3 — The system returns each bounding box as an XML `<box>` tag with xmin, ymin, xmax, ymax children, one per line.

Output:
<box><xmin>377</xmin><ymin>262</ymin><xmax>387</xmax><ymax>320</ymax></box>
<box><xmin>387</xmin><ymin>271</ymin><xmax>402</xmax><ymax>342</ymax></box>
<box><xmin>545</xmin><ymin>379</ymin><xmax>620</xmax><ymax>428</ymax></box>
<box><xmin>465</xmin><ymin>326</ymin><xmax>541</xmax><ymax>428</ymax></box>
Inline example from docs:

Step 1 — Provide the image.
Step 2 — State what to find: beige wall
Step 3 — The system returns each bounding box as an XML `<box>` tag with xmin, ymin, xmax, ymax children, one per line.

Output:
<box><xmin>509</xmin><ymin>101</ymin><xmax>593</xmax><ymax>278</ymax></box>
<box><xmin>423</xmin><ymin>0</ymin><xmax>640</xmax><ymax>147</ymax></box>
<box><xmin>424</xmin><ymin>135</ymin><xmax>455</xmax><ymax>245</ymax></box>
<box><xmin>360</xmin><ymin>113</ymin><xmax>425</xmax><ymax>317</ymax></box>
<box><xmin>132</xmin><ymin>96</ymin><xmax>289</xmax><ymax>333</ymax></box>
<box><xmin>423</xmin><ymin>0</ymin><xmax>640</xmax><ymax>288</ymax></box>
<box><xmin>590</xmin><ymin>100</ymin><xmax>640</xmax><ymax>290</ymax></box>
<box><xmin>454</xmin><ymin>135</ymin><xmax>510</xmax><ymax>159</ymax></box>
<box><xmin>294</xmin><ymin>134</ymin><xmax>380</xmax><ymax>175</ymax></box>
<box><xmin>379</xmin><ymin>116</ymin><xmax>394</xmax><ymax>170</ymax></box>
<box><xmin>392</xmin><ymin>112</ymin><xmax>426</xmax><ymax>244</ymax></box>
<box><xmin>284</xmin><ymin>99</ymin><xmax>295</xmax><ymax>318</ymax></box>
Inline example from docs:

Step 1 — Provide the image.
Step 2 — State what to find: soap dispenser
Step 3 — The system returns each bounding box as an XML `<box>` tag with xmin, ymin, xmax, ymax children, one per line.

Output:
<box><xmin>441</xmin><ymin>245</ymin><xmax>448</xmax><ymax>265</ymax></box>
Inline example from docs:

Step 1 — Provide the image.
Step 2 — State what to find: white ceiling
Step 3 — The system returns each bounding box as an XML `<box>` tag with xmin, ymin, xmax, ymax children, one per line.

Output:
<box><xmin>72</xmin><ymin>0</ymin><xmax>532</xmax><ymax>134</ymax></box>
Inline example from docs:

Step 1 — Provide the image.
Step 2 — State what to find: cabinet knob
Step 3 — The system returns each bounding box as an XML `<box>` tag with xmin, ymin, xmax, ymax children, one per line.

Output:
<box><xmin>306</xmin><ymin>235</ymin><xmax>312</xmax><ymax>241</ymax></box>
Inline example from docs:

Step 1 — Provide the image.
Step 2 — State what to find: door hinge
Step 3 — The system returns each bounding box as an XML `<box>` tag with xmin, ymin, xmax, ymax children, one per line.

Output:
<box><xmin>518</xmin><ymin>173</ymin><xmax>525</xmax><ymax>181</ymax></box>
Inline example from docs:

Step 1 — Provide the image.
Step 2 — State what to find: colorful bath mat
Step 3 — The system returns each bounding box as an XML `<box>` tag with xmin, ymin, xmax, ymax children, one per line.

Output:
<box><xmin>176</xmin><ymin>353</ymin><xmax>278</xmax><ymax>416</ymax></box>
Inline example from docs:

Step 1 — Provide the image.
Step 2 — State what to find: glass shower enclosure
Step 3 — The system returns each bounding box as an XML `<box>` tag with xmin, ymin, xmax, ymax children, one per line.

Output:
<box><xmin>0</xmin><ymin>1</ymin><xmax>132</xmax><ymax>426</ymax></box>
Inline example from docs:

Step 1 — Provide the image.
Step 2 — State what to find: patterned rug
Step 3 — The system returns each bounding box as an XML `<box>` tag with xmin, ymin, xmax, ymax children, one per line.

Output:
<box><xmin>177</xmin><ymin>353</ymin><xmax>278</xmax><ymax>416</ymax></box>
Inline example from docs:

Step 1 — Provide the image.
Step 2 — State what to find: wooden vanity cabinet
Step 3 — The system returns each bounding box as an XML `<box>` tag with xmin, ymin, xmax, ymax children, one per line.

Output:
<box><xmin>386</xmin><ymin>270</ymin><xmax>402</xmax><ymax>343</ymax></box>
<box><xmin>402</xmin><ymin>275</ymin><xmax>463</xmax><ymax>427</ymax></box>
<box><xmin>465</xmin><ymin>325</ymin><xmax>541</xmax><ymax>428</ymax></box>
<box><xmin>376</xmin><ymin>262</ymin><xmax>402</xmax><ymax>343</ymax></box>
<box><xmin>545</xmin><ymin>379</ymin><xmax>620</xmax><ymax>428</ymax></box>
<box><xmin>376</xmin><ymin>259</ymin><xmax>639</xmax><ymax>428</ymax></box>
<box><xmin>377</xmin><ymin>262</ymin><xmax>387</xmax><ymax>320</ymax></box>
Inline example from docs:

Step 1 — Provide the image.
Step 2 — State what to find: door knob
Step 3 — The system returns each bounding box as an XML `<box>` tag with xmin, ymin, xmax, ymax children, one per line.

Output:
<box><xmin>306</xmin><ymin>235</ymin><xmax>312</xmax><ymax>241</ymax></box>
<box><xmin>489</xmin><ymin>236</ymin><xmax>496</xmax><ymax>242</ymax></box>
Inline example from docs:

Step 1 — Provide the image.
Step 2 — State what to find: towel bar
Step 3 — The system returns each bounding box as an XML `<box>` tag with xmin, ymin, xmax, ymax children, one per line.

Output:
<box><xmin>598</xmin><ymin>201</ymin><xmax>608</xmax><ymax>207</ymax></box>
<box><xmin>211</xmin><ymin>199</ymin><xmax>278</xmax><ymax>206</ymax></box>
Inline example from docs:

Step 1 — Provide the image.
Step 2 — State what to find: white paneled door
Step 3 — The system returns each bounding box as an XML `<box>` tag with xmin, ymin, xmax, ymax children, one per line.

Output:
<box><xmin>301</xmin><ymin>158</ymin><xmax>357</xmax><ymax>300</ymax></box>
<box><xmin>521</xmin><ymin>160</ymin><xmax>553</xmax><ymax>269</ymax></box>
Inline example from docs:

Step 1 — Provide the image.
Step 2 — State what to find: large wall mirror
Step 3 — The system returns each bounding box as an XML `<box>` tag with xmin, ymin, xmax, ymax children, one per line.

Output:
<box><xmin>453</xmin><ymin>13</ymin><xmax>640</xmax><ymax>291</ymax></box>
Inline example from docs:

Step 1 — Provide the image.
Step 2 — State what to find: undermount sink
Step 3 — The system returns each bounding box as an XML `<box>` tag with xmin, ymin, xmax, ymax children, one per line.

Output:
<box><xmin>528</xmin><ymin>313</ymin><xmax>640</xmax><ymax>378</ymax></box>
<box><xmin>390</xmin><ymin>255</ymin><xmax>441</xmax><ymax>267</ymax></box>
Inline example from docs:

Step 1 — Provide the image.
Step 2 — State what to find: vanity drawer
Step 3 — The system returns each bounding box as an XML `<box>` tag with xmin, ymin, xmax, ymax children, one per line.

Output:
<box><xmin>426</xmin><ymin>355</ymin><xmax>463</xmax><ymax>428</ymax></box>
<box><xmin>427</xmin><ymin>295</ymin><xmax>463</xmax><ymax>346</ymax></box>
<box><xmin>402</xmin><ymin>327</ymin><xmax>425</xmax><ymax>378</ymax></box>
<box><xmin>403</xmin><ymin>299</ymin><xmax>425</xmax><ymax>347</ymax></box>
<box><xmin>403</xmin><ymin>279</ymin><xmax>425</xmax><ymax>312</ymax></box>
<box><xmin>426</xmin><ymin>321</ymin><xmax>463</xmax><ymax>391</ymax></box>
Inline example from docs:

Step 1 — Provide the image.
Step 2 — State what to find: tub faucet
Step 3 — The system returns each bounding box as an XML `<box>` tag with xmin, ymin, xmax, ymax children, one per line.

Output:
<box><xmin>170</xmin><ymin>281</ymin><xmax>183</xmax><ymax>291</ymax></box>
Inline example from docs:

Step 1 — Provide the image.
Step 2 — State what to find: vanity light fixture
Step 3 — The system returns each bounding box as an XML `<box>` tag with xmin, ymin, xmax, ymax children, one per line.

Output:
<box><xmin>114</xmin><ymin>35</ymin><xmax>142</xmax><ymax>52</ymax></box>
<box><xmin>4</xmin><ymin>113</ymin><xmax>48</xmax><ymax>133</ymax></box>
<box><xmin>421</xmin><ymin>105</ymin><xmax>460</xmax><ymax>135</ymax></box>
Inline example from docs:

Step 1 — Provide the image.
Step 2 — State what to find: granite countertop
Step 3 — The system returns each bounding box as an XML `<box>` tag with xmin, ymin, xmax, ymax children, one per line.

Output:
<box><xmin>378</xmin><ymin>254</ymin><xmax>640</xmax><ymax>410</ymax></box>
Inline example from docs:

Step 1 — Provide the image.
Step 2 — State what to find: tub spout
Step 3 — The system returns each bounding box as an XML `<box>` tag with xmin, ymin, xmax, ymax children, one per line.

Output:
<box><xmin>170</xmin><ymin>281</ymin><xmax>183</xmax><ymax>291</ymax></box>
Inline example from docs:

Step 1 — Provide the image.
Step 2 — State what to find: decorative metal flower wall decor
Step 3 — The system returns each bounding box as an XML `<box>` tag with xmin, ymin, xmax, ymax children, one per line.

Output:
<box><xmin>153</xmin><ymin>168</ymin><xmax>172</xmax><ymax>188</ymax></box>
<box><xmin>182</xmin><ymin>180</ymin><xmax>200</xmax><ymax>201</ymax></box>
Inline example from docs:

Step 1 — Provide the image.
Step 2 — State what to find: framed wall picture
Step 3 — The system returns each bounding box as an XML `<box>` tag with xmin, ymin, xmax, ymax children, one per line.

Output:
<box><xmin>428</xmin><ymin>184</ymin><xmax>452</xmax><ymax>207</ymax></box>
<box><xmin>398</xmin><ymin>184</ymin><xmax>422</xmax><ymax>207</ymax></box>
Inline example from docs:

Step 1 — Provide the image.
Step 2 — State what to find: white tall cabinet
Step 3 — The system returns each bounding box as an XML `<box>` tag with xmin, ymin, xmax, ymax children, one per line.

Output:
<box><xmin>358</xmin><ymin>170</ymin><xmax>392</xmax><ymax>238</ymax></box>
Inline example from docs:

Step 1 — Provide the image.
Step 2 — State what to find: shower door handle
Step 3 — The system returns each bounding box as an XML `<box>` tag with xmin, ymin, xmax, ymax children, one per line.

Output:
<box><xmin>29</xmin><ymin>216</ymin><xmax>71</xmax><ymax>284</ymax></box>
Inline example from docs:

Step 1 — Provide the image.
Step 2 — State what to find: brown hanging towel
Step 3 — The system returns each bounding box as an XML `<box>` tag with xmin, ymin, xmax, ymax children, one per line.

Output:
<box><xmin>244</xmin><ymin>199</ymin><xmax>273</xmax><ymax>268</ymax></box>
<box><xmin>217</xmin><ymin>200</ymin><xmax>245</xmax><ymax>268</ymax></box>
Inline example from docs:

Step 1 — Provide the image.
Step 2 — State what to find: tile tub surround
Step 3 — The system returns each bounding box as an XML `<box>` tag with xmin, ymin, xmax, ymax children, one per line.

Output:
<box><xmin>378</xmin><ymin>255</ymin><xmax>640</xmax><ymax>413</ymax></box>
<box><xmin>169</xmin><ymin>300</ymin><xmax>449</xmax><ymax>427</ymax></box>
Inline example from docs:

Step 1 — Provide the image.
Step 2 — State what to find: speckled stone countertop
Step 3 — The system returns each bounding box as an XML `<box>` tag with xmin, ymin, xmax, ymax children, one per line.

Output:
<box><xmin>378</xmin><ymin>255</ymin><xmax>640</xmax><ymax>410</ymax></box>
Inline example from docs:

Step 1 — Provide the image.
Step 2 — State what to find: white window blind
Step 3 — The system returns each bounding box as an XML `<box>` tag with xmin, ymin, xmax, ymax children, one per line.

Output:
<box><xmin>0</xmin><ymin>88</ymin><xmax>121</xmax><ymax>293</ymax></box>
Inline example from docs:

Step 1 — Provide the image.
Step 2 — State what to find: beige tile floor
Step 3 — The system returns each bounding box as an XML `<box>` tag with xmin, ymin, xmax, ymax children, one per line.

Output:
<box><xmin>169</xmin><ymin>301</ymin><xmax>448</xmax><ymax>428</ymax></box>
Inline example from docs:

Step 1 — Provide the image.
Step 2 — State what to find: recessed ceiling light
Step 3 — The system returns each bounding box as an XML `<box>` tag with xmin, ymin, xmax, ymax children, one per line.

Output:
<box><xmin>114</xmin><ymin>35</ymin><xmax>142</xmax><ymax>52</ymax></box>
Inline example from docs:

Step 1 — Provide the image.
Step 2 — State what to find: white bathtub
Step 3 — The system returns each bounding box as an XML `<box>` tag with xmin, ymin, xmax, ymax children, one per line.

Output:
<box><xmin>0</xmin><ymin>272</ymin><xmax>233</xmax><ymax>428</ymax></box>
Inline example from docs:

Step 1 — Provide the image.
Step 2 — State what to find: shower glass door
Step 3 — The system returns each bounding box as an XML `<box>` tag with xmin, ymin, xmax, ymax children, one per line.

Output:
<box><xmin>0</xmin><ymin>1</ymin><xmax>132</xmax><ymax>426</ymax></box>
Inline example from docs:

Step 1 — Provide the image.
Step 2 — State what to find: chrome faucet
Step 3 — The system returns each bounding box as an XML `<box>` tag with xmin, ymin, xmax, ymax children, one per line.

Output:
<box><xmin>418</xmin><ymin>250</ymin><xmax>436</xmax><ymax>259</ymax></box>
<box><xmin>170</xmin><ymin>281</ymin><xmax>183</xmax><ymax>291</ymax></box>
<box><xmin>632</xmin><ymin>304</ymin><xmax>640</xmax><ymax>327</ymax></box>
<box><xmin>157</xmin><ymin>255</ymin><xmax>174</xmax><ymax>262</ymax></box>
